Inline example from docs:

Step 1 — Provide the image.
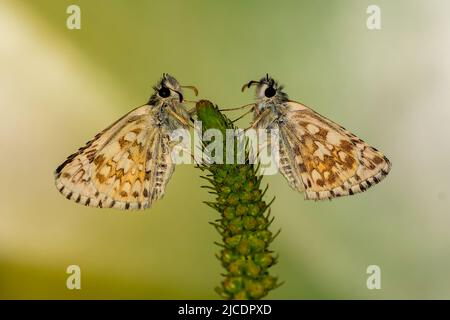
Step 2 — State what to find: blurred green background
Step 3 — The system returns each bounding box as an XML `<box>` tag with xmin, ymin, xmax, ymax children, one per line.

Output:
<box><xmin>1</xmin><ymin>0</ymin><xmax>449</xmax><ymax>299</ymax></box>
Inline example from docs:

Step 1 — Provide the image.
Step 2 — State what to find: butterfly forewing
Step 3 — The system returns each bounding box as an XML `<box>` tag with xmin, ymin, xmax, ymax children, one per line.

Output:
<box><xmin>55</xmin><ymin>105</ymin><xmax>177</xmax><ymax>209</ymax></box>
<box><xmin>279</xmin><ymin>101</ymin><xmax>391</xmax><ymax>200</ymax></box>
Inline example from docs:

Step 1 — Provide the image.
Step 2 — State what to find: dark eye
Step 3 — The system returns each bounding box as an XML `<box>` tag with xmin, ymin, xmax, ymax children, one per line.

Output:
<box><xmin>158</xmin><ymin>87</ymin><xmax>170</xmax><ymax>98</ymax></box>
<box><xmin>264</xmin><ymin>86</ymin><xmax>276</xmax><ymax>98</ymax></box>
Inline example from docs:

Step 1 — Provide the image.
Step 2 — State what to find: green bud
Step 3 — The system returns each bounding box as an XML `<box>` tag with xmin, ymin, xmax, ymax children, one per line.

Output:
<box><xmin>261</xmin><ymin>275</ymin><xmax>278</xmax><ymax>290</ymax></box>
<box><xmin>257</xmin><ymin>230</ymin><xmax>272</xmax><ymax>242</ymax></box>
<box><xmin>217</xmin><ymin>195</ymin><xmax>227</xmax><ymax>205</ymax></box>
<box><xmin>240</xmin><ymin>192</ymin><xmax>253</xmax><ymax>203</ymax></box>
<box><xmin>237</xmin><ymin>239</ymin><xmax>250</xmax><ymax>255</ymax></box>
<box><xmin>227</xmin><ymin>194</ymin><xmax>239</xmax><ymax>206</ymax></box>
<box><xmin>246</xmin><ymin>260</ymin><xmax>261</xmax><ymax>278</ymax></box>
<box><xmin>248</xmin><ymin>204</ymin><xmax>260</xmax><ymax>216</ymax></box>
<box><xmin>223</xmin><ymin>206</ymin><xmax>235</xmax><ymax>219</ymax></box>
<box><xmin>248</xmin><ymin>235</ymin><xmax>266</xmax><ymax>252</ymax></box>
<box><xmin>233</xmin><ymin>291</ymin><xmax>248</xmax><ymax>300</ymax></box>
<box><xmin>252</xmin><ymin>189</ymin><xmax>262</xmax><ymax>200</ymax></box>
<box><xmin>225</xmin><ymin>235</ymin><xmax>241</xmax><ymax>247</ymax></box>
<box><xmin>221</xmin><ymin>186</ymin><xmax>232</xmax><ymax>194</ymax></box>
<box><xmin>244</xmin><ymin>180</ymin><xmax>255</xmax><ymax>191</ymax></box>
<box><xmin>223</xmin><ymin>277</ymin><xmax>243</xmax><ymax>294</ymax></box>
<box><xmin>255</xmin><ymin>217</ymin><xmax>268</xmax><ymax>229</ymax></box>
<box><xmin>221</xmin><ymin>249</ymin><xmax>238</xmax><ymax>264</ymax></box>
<box><xmin>228</xmin><ymin>259</ymin><xmax>246</xmax><ymax>276</ymax></box>
<box><xmin>243</xmin><ymin>216</ymin><xmax>257</xmax><ymax>230</ymax></box>
<box><xmin>246</xmin><ymin>281</ymin><xmax>265</xmax><ymax>300</ymax></box>
<box><xmin>254</xmin><ymin>253</ymin><xmax>273</xmax><ymax>268</ymax></box>
<box><xmin>236</xmin><ymin>204</ymin><xmax>248</xmax><ymax>216</ymax></box>
<box><xmin>229</xmin><ymin>218</ymin><xmax>243</xmax><ymax>234</ymax></box>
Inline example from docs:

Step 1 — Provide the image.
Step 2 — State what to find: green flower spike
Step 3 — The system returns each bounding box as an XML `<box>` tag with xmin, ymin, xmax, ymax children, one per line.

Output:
<box><xmin>195</xmin><ymin>100</ymin><xmax>281</xmax><ymax>300</ymax></box>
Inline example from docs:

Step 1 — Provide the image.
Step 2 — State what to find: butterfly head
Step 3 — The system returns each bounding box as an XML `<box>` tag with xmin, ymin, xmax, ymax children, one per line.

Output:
<box><xmin>150</xmin><ymin>74</ymin><xmax>199</xmax><ymax>105</ymax></box>
<box><xmin>242</xmin><ymin>74</ymin><xmax>288</xmax><ymax>104</ymax></box>
<box><xmin>152</xmin><ymin>73</ymin><xmax>184</xmax><ymax>103</ymax></box>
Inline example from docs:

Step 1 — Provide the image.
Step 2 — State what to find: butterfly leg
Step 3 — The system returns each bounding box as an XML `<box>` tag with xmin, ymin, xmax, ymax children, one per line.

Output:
<box><xmin>242</xmin><ymin>108</ymin><xmax>272</xmax><ymax>131</ymax></box>
<box><xmin>231</xmin><ymin>107</ymin><xmax>254</xmax><ymax>123</ymax></box>
<box><xmin>166</xmin><ymin>108</ymin><xmax>195</xmax><ymax>129</ymax></box>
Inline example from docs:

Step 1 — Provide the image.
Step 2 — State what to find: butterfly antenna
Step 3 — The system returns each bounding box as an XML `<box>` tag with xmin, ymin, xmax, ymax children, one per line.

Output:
<box><xmin>241</xmin><ymin>80</ymin><xmax>260</xmax><ymax>92</ymax></box>
<box><xmin>181</xmin><ymin>85</ymin><xmax>199</xmax><ymax>96</ymax></box>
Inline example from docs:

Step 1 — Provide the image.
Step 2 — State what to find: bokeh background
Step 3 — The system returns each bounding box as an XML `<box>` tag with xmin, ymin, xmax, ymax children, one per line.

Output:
<box><xmin>1</xmin><ymin>0</ymin><xmax>449</xmax><ymax>299</ymax></box>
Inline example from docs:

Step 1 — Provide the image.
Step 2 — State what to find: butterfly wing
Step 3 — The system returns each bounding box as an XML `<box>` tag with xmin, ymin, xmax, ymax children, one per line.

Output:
<box><xmin>276</xmin><ymin>101</ymin><xmax>391</xmax><ymax>200</ymax></box>
<box><xmin>55</xmin><ymin>105</ymin><xmax>176</xmax><ymax>209</ymax></box>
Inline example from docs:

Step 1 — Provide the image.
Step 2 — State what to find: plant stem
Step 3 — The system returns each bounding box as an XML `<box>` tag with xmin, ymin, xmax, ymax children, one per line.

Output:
<box><xmin>195</xmin><ymin>100</ymin><xmax>280</xmax><ymax>300</ymax></box>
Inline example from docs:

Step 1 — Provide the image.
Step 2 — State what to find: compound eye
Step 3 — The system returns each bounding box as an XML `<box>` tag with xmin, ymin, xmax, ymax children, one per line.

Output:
<box><xmin>264</xmin><ymin>86</ymin><xmax>276</xmax><ymax>98</ymax></box>
<box><xmin>158</xmin><ymin>87</ymin><xmax>170</xmax><ymax>98</ymax></box>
